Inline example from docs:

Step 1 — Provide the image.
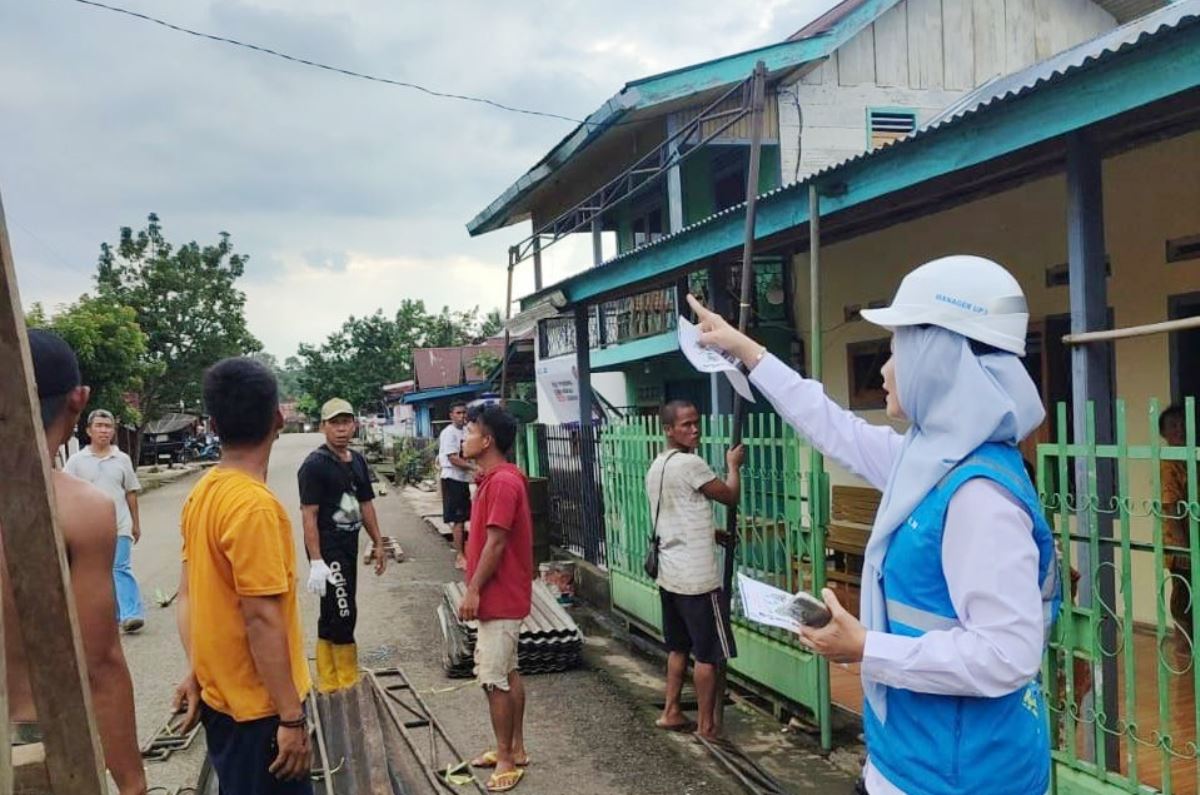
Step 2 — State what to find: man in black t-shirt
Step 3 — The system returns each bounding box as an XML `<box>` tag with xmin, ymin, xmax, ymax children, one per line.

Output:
<box><xmin>299</xmin><ymin>398</ymin><xmax>387</xmax><ymax>693</ymax></box>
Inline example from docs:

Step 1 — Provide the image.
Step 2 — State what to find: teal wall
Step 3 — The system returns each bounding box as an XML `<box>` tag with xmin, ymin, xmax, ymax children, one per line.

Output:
<box><xmin>680</xmin><ymin>145</ymin><xmax>781</xmax><ymax>227</ymax></box>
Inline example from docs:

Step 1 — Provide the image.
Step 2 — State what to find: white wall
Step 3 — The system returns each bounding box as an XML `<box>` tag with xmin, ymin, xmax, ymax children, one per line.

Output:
<box><xmin>778</xmin><ymin>0</ymin><xmax>1116</xmax><ymax>181</ymax></box>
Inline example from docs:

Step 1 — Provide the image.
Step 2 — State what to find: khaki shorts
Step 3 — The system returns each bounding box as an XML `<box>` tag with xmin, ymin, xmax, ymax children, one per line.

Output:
<box><xmin>474</xmin><ymin>619</ymin><xmax>521</xmax><ymax>690</ymax></box>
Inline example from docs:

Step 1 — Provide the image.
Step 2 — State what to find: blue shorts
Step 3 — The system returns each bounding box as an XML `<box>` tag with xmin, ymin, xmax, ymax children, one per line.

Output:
<box><xmin>201</xmin><ymin>701</ymin><xmax>313</xmax><ymax>795</ymax></box>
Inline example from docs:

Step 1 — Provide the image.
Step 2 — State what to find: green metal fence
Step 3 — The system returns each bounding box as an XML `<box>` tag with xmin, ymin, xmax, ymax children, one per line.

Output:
<box><xmin>1038</xmin><ymin>400</ymin><xmax>1198</xmax><ymax>795</ymax></box>
<box><xmin>600</xmin><ymin>413</ymin><xmax>834</xmax><ymax>748</ymax></box>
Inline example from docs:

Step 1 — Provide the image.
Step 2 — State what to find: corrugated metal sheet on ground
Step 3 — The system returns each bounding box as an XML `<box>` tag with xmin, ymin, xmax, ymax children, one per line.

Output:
<box><xmin>439</xmin><ymin>581</ymin><xmax>583</xmax><ymax>678</ymax></box>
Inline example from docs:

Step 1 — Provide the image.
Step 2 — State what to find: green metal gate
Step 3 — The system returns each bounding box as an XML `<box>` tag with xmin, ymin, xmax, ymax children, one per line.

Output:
<box><xmin>1038</xmin><ymin>400</ymin><xmax>1198</xmax><ymax>795</ymax></box>
<box><xmin>600</xmin><ymin>413</ymin><xmax>834</xmax><ymax>748</ymax></box>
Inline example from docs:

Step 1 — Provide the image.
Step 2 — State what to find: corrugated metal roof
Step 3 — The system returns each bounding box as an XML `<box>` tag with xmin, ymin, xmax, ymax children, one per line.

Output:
<box><xmin>521</xmin><ymin>0</ymin><xmax>1200</xmax><ymax>308</ymax></box>
<box><xmin>466</xmin><ymin>0</ymin><xmax>898</xmax><ymax>236</ymax></box>
<box><xmin>926</xmin><ymin>0</ymin><xmax>1200</xmax><ymax>130</ymax></box>
<box><xmin>412</xmin><ymin>339</ymin><xmax>505</xmax><ymax>390</ymax></box>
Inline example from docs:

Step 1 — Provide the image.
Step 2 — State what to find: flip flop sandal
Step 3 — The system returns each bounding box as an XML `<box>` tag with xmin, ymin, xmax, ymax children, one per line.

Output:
<box><xmin>486</xmin><ymin>768</ymin><xmax>525</xmax><ymax>792</ymax></box>
<box><xmin>655</xmin><ymin>719</ymin><xmax>697</xmax><ymax>733</ymax></box>
<box><xmin>472</xmin><ymin>750</ymin><xmax>531</xmax><ymax>768</ymax></box>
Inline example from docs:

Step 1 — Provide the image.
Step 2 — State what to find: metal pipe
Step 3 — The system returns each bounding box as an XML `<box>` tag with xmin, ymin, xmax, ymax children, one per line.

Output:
<box><xmin>716</xmin><ymin>60</ymin><xmax>767</xmax><ymax>736</ymax></box>
<box><xmin>1062</xmin><ymin>315</ymin><xmax>1200</xmax><ymax>345</ymax></box>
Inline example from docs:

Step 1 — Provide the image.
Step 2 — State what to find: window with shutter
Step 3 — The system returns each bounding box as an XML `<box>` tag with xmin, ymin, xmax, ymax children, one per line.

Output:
<box><xmin>867</xmin><ymin>108</ymin><xmax>917</xmax><ymax>150</ymax></box>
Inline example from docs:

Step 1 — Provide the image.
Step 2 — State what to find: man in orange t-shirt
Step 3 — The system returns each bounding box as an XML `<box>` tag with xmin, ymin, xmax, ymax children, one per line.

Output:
<box><xmin>174</xmin><ymin>358</ymin><xmax>313</xmax><ymax>794</ymax></box>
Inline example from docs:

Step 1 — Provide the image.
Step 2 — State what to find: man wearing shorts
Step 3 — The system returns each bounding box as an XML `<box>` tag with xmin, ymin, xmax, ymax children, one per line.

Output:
<box><xmin>439</xmin><ymin>402</ymin><xmax>473</xmax><ymax>570</ymax></box>
<box><xmin>646</xmin><ymin>400</ymin><xmax>742</xmax><ymax>740</ymax></box>
<box><xmin>457</xmin><ymin>405</ymin><xmax>532</xmax><ymax>792</ymax></box>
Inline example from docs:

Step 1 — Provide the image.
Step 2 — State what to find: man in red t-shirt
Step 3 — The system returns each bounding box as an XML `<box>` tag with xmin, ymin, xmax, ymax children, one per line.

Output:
<box><xmin>457</xmin><ymin>405</ymin><xmax>533</xmax><ymax>792</ymax></box>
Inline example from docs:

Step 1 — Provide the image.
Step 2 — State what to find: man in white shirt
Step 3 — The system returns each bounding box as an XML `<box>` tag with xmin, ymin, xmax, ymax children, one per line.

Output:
<box><xmin>439</xmin><ymin>402</ymin><xmax>474</xmax><ymax>570</ymax></box>
<box><xmin>646</xmin><ymin>400</ymin><xmax>742</xmax><ymax>740</ymax></box>
<box><xmin>65</xmin><ymin>409</ymin><xmax>145</xmax><ymax>633</ymax></box>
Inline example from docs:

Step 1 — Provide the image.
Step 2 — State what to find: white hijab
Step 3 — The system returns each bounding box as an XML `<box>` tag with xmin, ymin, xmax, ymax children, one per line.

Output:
<box><xmin>860</xmin><ymin>325</ymin><xmax>1045</xmax><ymax>722</ymax></box>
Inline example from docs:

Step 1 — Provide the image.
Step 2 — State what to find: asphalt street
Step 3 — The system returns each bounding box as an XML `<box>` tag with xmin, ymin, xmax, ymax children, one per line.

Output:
<box><xmin>119</xmin><ymin>432</ymin><xmax>858</xmax><ymax>793</ymax></box>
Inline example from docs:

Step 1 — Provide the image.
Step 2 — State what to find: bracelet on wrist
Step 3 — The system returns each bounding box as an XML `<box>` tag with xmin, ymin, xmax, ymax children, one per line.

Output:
<box><xmin>278</xmin><ymin>713</ymin><xmax>307</xmax><ymax>729</ymax></box>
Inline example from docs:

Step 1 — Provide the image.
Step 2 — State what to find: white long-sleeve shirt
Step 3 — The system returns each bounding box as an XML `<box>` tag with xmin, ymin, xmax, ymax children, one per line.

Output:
<box><xmin>749</xmin><ymin>354</ymin><xmax>1046</xmax><ymax>795</ymax></box>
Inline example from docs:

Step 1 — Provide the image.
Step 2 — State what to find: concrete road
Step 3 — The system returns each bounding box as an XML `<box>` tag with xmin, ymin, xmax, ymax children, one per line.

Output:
<box><xmin>122</xmin><ymin>432</ymin><xmax>859</xmax><ymax>793</ymax></box>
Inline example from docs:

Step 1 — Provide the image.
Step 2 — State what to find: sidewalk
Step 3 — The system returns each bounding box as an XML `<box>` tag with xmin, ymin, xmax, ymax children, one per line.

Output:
<box><xmin>135</xmin><ymin>462</ymin><xmax>211</xmax><ymax>494</ymax></box>
<box><xmin>386</xmin><ymin>486</ymin><xmax>863</xmax><ymax>794</ymax></box>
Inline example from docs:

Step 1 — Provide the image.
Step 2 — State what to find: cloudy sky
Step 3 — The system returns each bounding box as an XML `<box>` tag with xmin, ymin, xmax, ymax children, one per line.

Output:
<box><xmin>3</xmin><ymin>0</ymin><xmax>835</xmax><ymax>358</ymax></box>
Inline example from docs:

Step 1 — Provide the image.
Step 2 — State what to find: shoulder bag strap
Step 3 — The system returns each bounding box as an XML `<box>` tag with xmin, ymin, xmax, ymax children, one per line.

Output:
<box><xmin>652</xmin><ymin>451</ymin><xmax>681</xmax><ymax>538</ymax></box>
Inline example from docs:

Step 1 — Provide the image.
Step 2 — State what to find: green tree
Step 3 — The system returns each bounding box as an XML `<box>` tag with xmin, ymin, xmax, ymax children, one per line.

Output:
<box><xmin>478</xmin><ymin>308</ymin><xmax>504</xmax><ymax>340</ymax></box>
<box><xmin>95</xmin><ymin>213</ymin><xmax>261</xmax><ymax>422</ymax></box>
<box><xmin>295</xmin><ymin>301</ymin><xmax>506</xmax><ymax>415</ymax></box>
<box><xmin>247</xmin><ymin>352</ymin><xmax>305</xmax><ymax>402</ymax></box>
<box><xmin>26</xmin><ymin>294</ymin><xmax>159</xmax><ymax>428</ymax></box>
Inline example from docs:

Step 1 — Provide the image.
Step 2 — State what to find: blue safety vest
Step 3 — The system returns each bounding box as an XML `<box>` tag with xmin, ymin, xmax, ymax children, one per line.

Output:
<box><xmin>864</xmin><ymin>442</ymin><xmax>1061</xmax><ymax>795</ymax></box>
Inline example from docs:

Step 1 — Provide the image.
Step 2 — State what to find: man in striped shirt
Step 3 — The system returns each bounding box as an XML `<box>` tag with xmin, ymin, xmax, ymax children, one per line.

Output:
<box><xmin>646</xmin><ymin>400</ymin><xmax>742</xmax><ymax>740</ymax></box>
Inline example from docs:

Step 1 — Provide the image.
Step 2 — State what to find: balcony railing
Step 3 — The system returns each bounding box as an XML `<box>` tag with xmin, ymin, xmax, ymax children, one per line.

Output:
<box><xmin>540</xmin><ymin>286</ymin><xmax>678</xmax><ymax>360</ymax></box>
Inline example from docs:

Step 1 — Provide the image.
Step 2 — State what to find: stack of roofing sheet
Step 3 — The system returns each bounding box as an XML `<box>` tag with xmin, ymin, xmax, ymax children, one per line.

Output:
<box><xmin>439</xmin><ymin>580</ymin><xmax>584</xmax><ymax>678</ymax></box>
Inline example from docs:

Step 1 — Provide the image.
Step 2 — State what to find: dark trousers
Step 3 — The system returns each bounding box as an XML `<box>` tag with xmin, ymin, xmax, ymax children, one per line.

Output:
<box><xmin>318</xmin><ymin>533</ymin><xmax>358</xmax><ymax>644</ymax></box>
<box><xmin>201</xmin><ymin>702</ymin><xmax>312</xmax><ymax>795</ymax></box>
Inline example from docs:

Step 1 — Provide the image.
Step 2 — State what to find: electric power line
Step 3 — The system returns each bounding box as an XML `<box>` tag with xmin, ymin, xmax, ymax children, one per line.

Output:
<box><xmin>68</xmin><ymin>0</ymin><xmax>599</xmax><ymax>126</ymax></box>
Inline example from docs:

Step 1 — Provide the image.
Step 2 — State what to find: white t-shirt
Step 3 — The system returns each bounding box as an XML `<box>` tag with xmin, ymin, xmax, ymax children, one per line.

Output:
<box><xmin>438</xmin><ymin>423</ymin><xmax>471</xmax><ymax>482</ymax></box>
<box><xmin>64</xmin><ymin>446</ymin><xmax>141</xmax><ymax>537</ymax></box>
<box><xmin>645</xmin><ymin>450</ymin><xmax>721</xmax><ymax>595</ymax></box>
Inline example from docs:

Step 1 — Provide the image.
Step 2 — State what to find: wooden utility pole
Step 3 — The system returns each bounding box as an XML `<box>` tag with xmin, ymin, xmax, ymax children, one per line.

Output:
<box><xmin>0</xmin><ymin>189</ymin><xmax>108</xmax><ymax>793</ymax></box>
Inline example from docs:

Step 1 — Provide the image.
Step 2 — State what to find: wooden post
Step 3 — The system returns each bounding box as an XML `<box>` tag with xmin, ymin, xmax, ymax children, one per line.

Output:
<box><xmin>591</xmin><ymin>218</ymin><xmax>603</xmax><ymax>267</ymax></box>
<box><xmin>532</xmin><ymin>235</ymin><xmax>543</xmax><ymax>292</ymax></box>
<box><xmin>808</xmin><ymin>183</ymin><xmax>833</xmax><ymax>751</ymax></box>
<box><xmin>715</xmin><ymin>60</ymin><xmax>767</xmax><ymax>734</ymax></box>
<box><xmin>500</xmin><ymin>247</ymin><xmax>516</xmax><ymax>404</ymax></box>
<box><xmin>0</xmin><ymin>192</ymin><xmax>107</xmax><ymax>792</ymax></box>
<box><xmin>665</xmin><ymin>114</ymin><xmax>685</xmax><ymax>234</ymax></box>
<box><xmin>1066</xmin><ymin>131</ymin><xmax>1120</xmax><ymax>770</ymax></box>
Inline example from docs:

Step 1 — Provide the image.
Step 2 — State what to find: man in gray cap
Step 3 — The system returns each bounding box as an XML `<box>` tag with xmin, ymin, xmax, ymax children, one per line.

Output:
<box><xmin>4</xmin><ymin>329</ymin><xmax>145</xmax><ymax>792</ymax></box>
<box><xmin>298</xmin><ymin>397</ymin><xmax>387</xmax><ymax>691</ymax></box>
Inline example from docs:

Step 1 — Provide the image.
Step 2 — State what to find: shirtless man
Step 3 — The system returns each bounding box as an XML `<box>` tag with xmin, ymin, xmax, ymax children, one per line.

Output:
<box><xmin>2</xmin><ymin>329</ymin><xmax>145</xmax><ymax>793</ymax></box>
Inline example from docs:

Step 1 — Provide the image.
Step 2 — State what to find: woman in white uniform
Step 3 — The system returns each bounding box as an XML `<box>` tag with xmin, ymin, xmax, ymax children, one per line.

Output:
<box><xmin>688</xmin><ymin>255</ymin><xmax>1060</xmax><ymax>795</ymax></box>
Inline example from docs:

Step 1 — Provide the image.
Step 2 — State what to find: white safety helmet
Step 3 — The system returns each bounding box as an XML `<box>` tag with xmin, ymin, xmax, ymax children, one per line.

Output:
<box><xmin>859</xmin><ymin>255</ymin><xmax>1029</xmax><ymax>356</ymax></box>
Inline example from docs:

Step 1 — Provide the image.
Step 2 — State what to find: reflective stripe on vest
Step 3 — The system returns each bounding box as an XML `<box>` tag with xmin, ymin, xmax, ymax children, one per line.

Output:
<box><xmin>886</xmin><ymin>599</ymin><xmax>963</xmax><ymax>633</ymax></box>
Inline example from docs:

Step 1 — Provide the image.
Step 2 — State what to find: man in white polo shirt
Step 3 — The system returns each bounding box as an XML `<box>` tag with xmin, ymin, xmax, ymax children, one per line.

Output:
<box><xmin>65</xmin><ymin>408</ymin><xmax>145</xmax><ymax>633</ymax></box>
<box><xmin>439</xmin><ymin>401</ymin><xmax>474</xmax><ymax>570</ymax></box>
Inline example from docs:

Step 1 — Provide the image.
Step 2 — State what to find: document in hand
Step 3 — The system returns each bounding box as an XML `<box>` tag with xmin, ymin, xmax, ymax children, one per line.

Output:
<box><xmin>736</xmin><ymin>572</ymin><xmax>832</xmax><ymax>632</ymax></box>
<box><xmin>677</xmin><ymin>316</ymin><xmax>755</xmax><ymax>402</ymax></box>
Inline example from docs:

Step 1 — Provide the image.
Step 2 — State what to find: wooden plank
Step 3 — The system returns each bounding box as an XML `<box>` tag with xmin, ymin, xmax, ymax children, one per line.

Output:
<box><xmin>800</xmin><ymin>59</ymin><xmax>829</xmax><ymax>85</ymax></box>
<box><xmin>1005</xmin><ymin>0</ymin><xmax>1038</xmax><ymax>72</ymax></box>
<box><xmin>838</xmin><ymin>26</ymin><xmax>877</xmax><ymax>86</ymax></box>
<box><xmin>354</xmin><ymin>684</ymin><xmax>392</xmax><ymax>795</ymax></box>
<box><xmin>0</xmin><ymin>192</ymin><xmax>107</xmax><ymax>794</ymax></box>
<box><xmin>873</xmin><ymin>2</ymin><xmax>910</xmax><ymax>87</ymax></box>
<box><xmin>1034</xmin><ymin>0</ymin><xmax>1057</xmax><ymax>61</ymax></box>
<box><xmin>942</xmin><ymin>0</ymin><xmax>975</xmax><ymax>90</ymax></box>
<box><xmin>972</xmin><ymin>0</ymin><xmax>1005</xmax><ymax>84</ymax></box>
<box><xmin>907</xmin><ymin>0</ymin><xmax>945</xmax><ymax>89</ymax></box>
<box><xmin>13</xmin><ymin>744</ymin><xmax>49</xmax><ymax>794</ymax></box>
